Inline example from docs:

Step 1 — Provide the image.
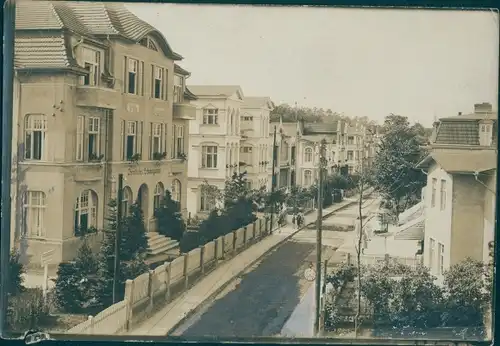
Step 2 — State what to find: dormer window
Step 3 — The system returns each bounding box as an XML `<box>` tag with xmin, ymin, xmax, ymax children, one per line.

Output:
<box><xmin>80</xmin><ymin>47</ymin><xmax>100</xmax><ymax>86</ymax></box>
<box><xmin>479</xmin><ymin>121</ymin><xmax>494</xmax><ymax>146</ymax></box>
<box><xmin>139</xmin><ymin>37</ymin><xmax>158</xmax><ymax>52</ymax></box>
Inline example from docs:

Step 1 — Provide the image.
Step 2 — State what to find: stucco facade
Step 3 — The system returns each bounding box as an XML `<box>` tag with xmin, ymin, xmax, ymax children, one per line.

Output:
<box><xmin>13</xmin><ymin>2</ymin><xmax>191</xmax><ymax>266</ymax></box>
<box><xmin>186</xmin><ymin>86</ymin><xmax>244</xmax><ymax>217</ymax></box>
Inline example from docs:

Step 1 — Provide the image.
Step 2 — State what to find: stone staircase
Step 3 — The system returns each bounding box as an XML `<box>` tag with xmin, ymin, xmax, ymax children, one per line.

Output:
<box><xmin>146</xmin><ymin>232</ymin><xmax>180</xmax><ymax>256</ymax></box>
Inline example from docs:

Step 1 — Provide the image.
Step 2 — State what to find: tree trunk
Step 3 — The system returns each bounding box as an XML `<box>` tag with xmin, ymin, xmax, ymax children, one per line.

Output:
<box><xmin>354</xmin><ymin>179</ymin><xmax>364</xmax><ymax>337</ymax></box>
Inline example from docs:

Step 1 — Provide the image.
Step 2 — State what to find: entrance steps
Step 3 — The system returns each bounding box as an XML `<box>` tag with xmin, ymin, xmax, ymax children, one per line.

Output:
<box><xmin>146</xmin><ymin>232</ymin><xmax>180</xmax><ymax>256</ymax></box>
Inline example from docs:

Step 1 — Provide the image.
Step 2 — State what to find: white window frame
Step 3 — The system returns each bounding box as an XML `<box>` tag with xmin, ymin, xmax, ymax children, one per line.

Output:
<box><xmin>200</xmin><ymin>190</ymin><xmax>214</xmax><ymax>212</ymax></box>
<box><xmin>74</xmin><ymin>190</ymin><xmax>97</xmax><ymax>233</ymax></box>
<box><xmin>438</xmin><ymin>243</ymin><xmax>444</xmax><ymax>275</ymax></box>
<box><xmin>22</xmin><ymin>191</ymin><xmax>46</xmax><ymax>238</ymax></box>
<box><xmin>440</xmin><ymin>179</ymin><xmax>446</xmax><ymax>211</ymax></box>
<box><xmin>173</xmin><ymin>74</ymin><xmax>184</xmax><ymax>103</ymax></box>
<box><xmin>347</xmin><ymin>150</ymin><xmax>354</xmax><ymax>161</ymax></box>
<box><xmin>24</xmin><ymin>114</ymin><xmax>47</xmax><ymax>161</ymax></box>
<box><xmin>431</xmin><ymin>178</ymin><xmax>437</xmax><ymax>208</ymax></box>
<box><xmin>176</xmin><ymin>126</ymin><xmax>185</xmax><ymax>158</ymax></box>
<box><xmin>126</xmin><ymin>121</ymin><xmax>137</xmax><ymax>159</ymax></box>
<box><xmin>81</xmin><ymin>47</ymin><xmax>100</xmax><ymax>86</ymax></box>
<box><xmin>153</xmin><ymin>182</ymin><xmax>164</xmax><ymax>211</ymax></box>
<box><xmin>304</xmin><ymin>170</ymin><xmax>312</xmax><ymax>187</ymax></box>
<box><xmin>153</xmin><ymin>66</ymin><xmax>164</xmax><ymax>100</ymax></box>
<box><xmin>151</xmin><ymin>123</ymin><xmax>162</xmax><ymax>156</ymax></box>
<box><xmin>88</xmin><ymin>117</ymin><xmax>101</xmax><ymax>160</ymax></box>
<box><xmin>304</xmin><ymin>147</ymin><xmax>313</xmax><ymax>163</ymax></box>
<box><xmin>171</xmin><ymin>179</ymin><xmax>181</xmax><ymax>203</ymax></box>
<box><xmin>201</xmin><ymin>145</ymin><xmax>218</xmax><ymax>168</ymax></box>
<box><xmin>429</xmin><ymin>238</ymin><xmax>436</xmax><ymax>272</ymax></box>
<box><xmin>127</xmin><ymin>58</ymin><xmax>139</xmax><ymax>95</ymax></box>
<box><xmin>122</xmin><ymin>187</ymin><xmax>132</xmax><ymax>217</ymax></box>
<box><xmin>203</xmin><ymin>108</ymin><xmax>219</xmax><ymax>125</ymax></box>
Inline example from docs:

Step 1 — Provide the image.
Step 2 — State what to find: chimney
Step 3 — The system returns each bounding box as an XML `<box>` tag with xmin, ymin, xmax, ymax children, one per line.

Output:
<box><xmin>458</xmin><ymin>112</ymin><xmax>462</xmax><ymax>116</ymax></box>
<box><xmin>474</xmin><ymin>102</ymin><xmax>492</xmax><ymax>114</ymax></box>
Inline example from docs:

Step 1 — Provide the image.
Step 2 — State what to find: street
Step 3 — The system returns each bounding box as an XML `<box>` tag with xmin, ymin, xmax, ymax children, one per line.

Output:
<box><xmin>172</xmin><ymin>198</ymin><xmax>378</xmax><ymax>338</ymax></box>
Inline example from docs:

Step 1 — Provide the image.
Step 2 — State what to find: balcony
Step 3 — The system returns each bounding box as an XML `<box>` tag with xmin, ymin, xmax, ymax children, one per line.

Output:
<box><xmin>76</xmin><ymin>86</ymin><xmax>119</xmax><ymax>109</ymax></box>
<box><xmin>72</xmin><ymin>163</ymin><xmax>104</xmax><ymax>182</ymax></box>
<box><xmin>173</xmin><ymin>103</ymin><xmax>196</xmax><ymax>120</ymax></box>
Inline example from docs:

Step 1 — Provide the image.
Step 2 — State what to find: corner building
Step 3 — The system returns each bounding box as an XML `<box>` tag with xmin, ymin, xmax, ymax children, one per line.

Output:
<box><xmin>12</xmin><ymin>2</ymin><xmax>193</xmax><ymax>266</ymax></box>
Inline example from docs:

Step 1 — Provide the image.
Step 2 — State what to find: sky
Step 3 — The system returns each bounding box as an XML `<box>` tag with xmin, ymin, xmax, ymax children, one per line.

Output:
<box><xmin>127</xmin><ymin>4</ymin><xmax>499</xmax><ymax>126</ymax></box>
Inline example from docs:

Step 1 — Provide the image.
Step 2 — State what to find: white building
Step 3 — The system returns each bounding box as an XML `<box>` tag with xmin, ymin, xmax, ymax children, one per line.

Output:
<box><xmin>186</xmin><ymin>85</ymin><xmax>244</xmax><ymax>218</ymax></box>
<box><xmin>240</xmin><ymin>97</ymin><xmax>274</xmax><ymax>190</ymax></box>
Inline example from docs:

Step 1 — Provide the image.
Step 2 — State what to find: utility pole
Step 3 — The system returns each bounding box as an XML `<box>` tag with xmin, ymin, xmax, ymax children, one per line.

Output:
<box><xmin>270</xmin><ymin>126</ymin><xmax>278</xmax><ymax>233</ymax></box>
<box><xmin>113</xmin><ymin>174</ymin><xmax>124</xmax><ymax>304</ymax></box>
<box><xmin>314</xmin><ymin>139</ymin><xmax>326</xmax><ymax>335</ymax></box>
<box><xmin>0</xmin><ymin>0</ymin><xmax>16</xmax><ymax>334</ymax></box>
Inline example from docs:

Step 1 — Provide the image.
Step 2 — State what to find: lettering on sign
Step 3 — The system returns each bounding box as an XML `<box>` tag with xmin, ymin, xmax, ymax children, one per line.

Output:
<box><xmin>127</xmin><ymin>167</ymin><xmax>161</xmax><ymax>176</ymax></box>
<box><xmin>126</xmin><ymin>103</ymin><xmax>140</xmax><ymax>113</ymax></box>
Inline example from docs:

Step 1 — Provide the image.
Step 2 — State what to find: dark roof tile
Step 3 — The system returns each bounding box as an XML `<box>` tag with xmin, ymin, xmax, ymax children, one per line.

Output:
<box><xmin>303</xmin><ymin>122</ymin><xmax>338</xmax><ymax>135</ymax></box>
<box><xmin>434</xmin><ymin>121</ymin><xmax>479</xmax><ymax>145</ymax></box>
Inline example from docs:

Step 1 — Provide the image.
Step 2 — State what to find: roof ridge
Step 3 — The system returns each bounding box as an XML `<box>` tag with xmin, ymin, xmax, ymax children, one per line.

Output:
<box><xmin>49</xmin><ymin>2</ymin><xmax>65</xmax><ymax>28</ymax></box>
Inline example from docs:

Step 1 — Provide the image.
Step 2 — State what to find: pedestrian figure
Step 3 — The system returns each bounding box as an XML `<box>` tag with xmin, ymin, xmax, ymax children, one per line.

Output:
<box><xmin>292</xmin><ymin>215</ymin><xmax>296</xmax><ymax>229</ymax></box>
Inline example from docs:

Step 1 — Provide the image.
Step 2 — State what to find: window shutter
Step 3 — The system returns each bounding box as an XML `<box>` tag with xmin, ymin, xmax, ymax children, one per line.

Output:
<box><xmin>161</xmin><ymin>123</ymin><xmax>167</xmax><ymax>155</ymax></box>
<box><xmin>140</xmin><ymin>61</ymin><xmax>145</xmax><ymax>96</ymax></box>
<box><xmin>137</xmin><ymin>121</ymin><xmax>143</xmax><ymax>157</ymax></box>
<box><xmin>171</xmin><ymin>124</ymin><xmax>176</xmax><ymax>159</ymax></box>
<box><xmin>123</xmin><ymin>57</ymin><xmax>128</xmax><ymax>93</ymax></box>
<box><xmin>164</xmin><ymin>68</ymin><xmax>168</xmax><ymax>101</ymax></box>
<box><xmin>120</xmin><ymin>119</ymin><xmax>125</xmax><ymax>161</ymax></box>
<box><xmin>149</xmin><ymin>122</ymin><xmax>153</xmax><ymax>159</ymax></box>
<box><xmin>151</xmin><ymin>65</ymin><xmax>155</xmax><ymax>98</ymax></box>
<box><xmin>83</xmin><ymin>116</ymin><xmax>88</xmax><ymax>161</ymax></box>
<box><xmin>99</xmin><ymin>116</ymin><xmax>105</xmax><ymax>158</ymax></box>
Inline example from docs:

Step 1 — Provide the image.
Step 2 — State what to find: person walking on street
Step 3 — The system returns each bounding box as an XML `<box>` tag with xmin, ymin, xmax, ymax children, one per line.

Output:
<box><xmin>292</xmin><ymin>214</ymin><xmax>296</xmax><ymax>229</ymax></box>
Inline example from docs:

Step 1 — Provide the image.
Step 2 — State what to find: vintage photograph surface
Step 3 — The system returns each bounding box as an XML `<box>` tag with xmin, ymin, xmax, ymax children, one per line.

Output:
<box><xmin>4</xmin><ymin>1</ymin><xmax>499</xmax><ymax>341</ymax></box>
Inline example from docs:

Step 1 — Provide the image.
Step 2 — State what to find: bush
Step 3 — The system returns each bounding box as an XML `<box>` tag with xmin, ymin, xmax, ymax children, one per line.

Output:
<box><xmin>9</xmin><ymin>250</ymin><xmax>25</xmax><ymax>296</ymax></box>
<box><xmin>155</xmin><ymin>190</ymin><xmax>186</xmax><ymax>241</ymax></box>
<box><xmin>7</xmin><ymin>288</ymin><xmax>52</xmax><ymax>332</ymax></box>
<box><xmin>179</xmin><ymin>231</ymin><xmax>202</xmax><ymax>253</ymax></box>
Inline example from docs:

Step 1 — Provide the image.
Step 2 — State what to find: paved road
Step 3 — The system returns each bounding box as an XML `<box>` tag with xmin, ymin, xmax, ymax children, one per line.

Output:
<box><xmin>173</xmin><ymin>200</ymin><xmax>374</xmax><ymax>338</ymax></box>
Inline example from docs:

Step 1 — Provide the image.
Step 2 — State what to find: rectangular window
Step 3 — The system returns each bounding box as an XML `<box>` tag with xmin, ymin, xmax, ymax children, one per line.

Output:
<box><xmin>176</xmin><ymin>126</ymin><xmax>184</xmax><ymax>158</ymax></box>
<box><xmin>347</xmin><ymin>151</ymin><xmax>354</xmax><ymax>161</ymax></box>
<box><xmin>150</xmin><ymin>123</ymin><xmax>162</xmax><ymax>157</ymax></box>
<box><xmin>126</xmin><ymin>121</ymin><xmax>137</xmax><ymax>159</ymax></box>
<box><xmin>23</xmin><ymin>191</ymin><xmax>46</xmax><ymax>237</ymax></box>
<box><xmin>24</xmin><ymin>114</ymin><xmax>47</xmax><ymax>161</ymax></box>
<box><xmin>431</xmin><ymin>178</ymin><xmax>437</xmax><ymax>207</ymax></box>
<box><xmin>153</xmin><ymin>66</ymin><xmax>164</xmax><ymax>99</ymax></box>
<box><xmin>241</xmin><ymin>147</ymin><xmax>252</xmax><ymax>153</ymax></box>
<box><xmin>127</xmin><ymin>58</ymin><xmax>138</xmax><ymax>94</ymax></box>
<box><xmin>429</xmin><ymin>238</ymin><xmax>436</xmax><ymax>271</ymax></box>
<box><xmin>203</xmin><ymin>108</ymin><xmax>219</xmax><ymax>125</ymax></box>
<box><xmin>76</xmin><ymin>115</ymin><xmax>84</xmax><ymax>161</ymax></box>
<box><xmin>348</xmin><ymin>136</ymin><xmax>354</xmax><ymax>145</ymax></box>
<box><xmin>200</xmin><ymin>191</ymin><xmax>214</xmax><ymax>212</ymax></box>
<box><xmin>202</xmin><ymin>145</ymin><xmax>218</xmax><ymax>168</ymax></box>
<box><xmin>440</xmin><ymin>179</ymin><xmax>446</xmax><ymax>211</ymax></box>
<box><xmin>438</xmin><ymin>243</ymin><xmax>444</xmax><ymax>275</ymax></box>
<box><xmin>81</xmin><ymin>47</ymin><xmax>100</xmax><ymax>86</ymax></box>
<box><xmin>173</xmin><ymin>74</ymin><xmax>184</xmax><ymax>103</ymax></box>
<box><xmin>88</xmin><ymin>117</ymin><xmax>100</xmax><ymax>160</ymax></box>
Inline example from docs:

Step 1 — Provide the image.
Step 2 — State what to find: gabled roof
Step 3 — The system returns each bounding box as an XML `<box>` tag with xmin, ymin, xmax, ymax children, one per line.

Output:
<box><xmin>394</xmin><ymin>215</ymin><xmax>424</xmax><ymax>241</ymax></box>
<box><xmin>416</xmin><ymin>149</ymin><xmax>497</xmax><ymax>173</ymax></box>
<box><xmin>15</xmin><ymin>1</ymin><xmax>182</xmax><ymax>71</ymax></box>
<box><xmin>174</xmin><ymin>64</ymin><xmax>191</xmax><ymax>76</ymax></box>
<box><xmin>433</xmin><ymin>111</ymin><xmax>498</xmax><ymax>146</ymax></box>
<box><xmin>188</xmin><ymin>85</ymin><xmax>244</xmax><ymax>100</ymax></box>
<box><xmin>242</xmin><ymin>97</ymin><xmax>274</xmax><ymax>110</ymax></box>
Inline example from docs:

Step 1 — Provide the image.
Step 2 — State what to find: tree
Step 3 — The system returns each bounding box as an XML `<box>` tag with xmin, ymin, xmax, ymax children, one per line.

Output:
<box><xmin>442</xmin><ymin>257</ymin><xmax>491</xmax><ymax>327</ymax></box>
<box><xmin>372</xmin><ymin>114</ymin><xmax>427</xmax><ymax>218</ymax></box>
<box><xmin>8</xmin><ymin>250</ymin><xmax>25</xmax><ymax>296</ymax></box>
<box><xmin>285</xmin><ymin>185</ymin><xmax>311</xmax><ymax>213</ymax></box>
<box><xmin>155</xmin><ymin>190</ymin><xmax>186</xmax><ymax>241</ymax></box>
<box><xmin>53</xmin><ymin>239</ymin><xmax>99</xmax><ymax>313</ymax></box>
<box><xmin>94</xmin><ymin>199</ymin><xmax>149</xmax><ymax>308</ymax></box>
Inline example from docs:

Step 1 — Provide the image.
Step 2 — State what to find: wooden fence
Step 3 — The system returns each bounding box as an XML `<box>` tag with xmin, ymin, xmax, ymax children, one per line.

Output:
<box><xmin>66</xmin><ymin>215</ymin><xmax>277</xmax><ymax>335</ymax></box>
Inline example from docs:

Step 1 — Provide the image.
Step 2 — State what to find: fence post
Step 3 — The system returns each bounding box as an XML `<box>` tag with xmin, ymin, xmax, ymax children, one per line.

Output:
<box><xmin>214</xmin><ymin>239</ymin><xmax>219</xmax><ymax>267</ymax></box>
<box><xmin>165</xmin><ymin>262</ymin><xmax>172</xmax><ymax>302</ymax></box>
<box><xmin>253</xmin><ymin>222</ymin><xmax>257</xmax><ymax>241</ymax></box>
<box><xmin>346</xmin><ymin>253</ymin><xmax>351</xmax><ymax>265</ymax></box>
<box><xmin>200</xmin><ymin>245</ymin><xmax>205</xmax><ymax>275</ymax></box>
<box><xmin>124</xmin><ymin>279</ymin><xmax>134</xmax><ymax>330</ymax></box>
<box><xmin>88</xmin><ymin>315</ymin><xmax>94</xmax><ymax>334</ymax></box>
<box><xmin>221</xmin><ymin>236</ymin><xmax>226</xmax><ymax>260</ymax></box>
<box><xmin>183</xmin><ymin>254</ymin><xmax>189</xmax><ymax>290</ymax></box>
<box><xmin>243</xmin><ymin>226</ymin><xmax>248</xmax><ymax>246</ymax></box>
<box><xmin>148</xmin><ymin>270</ymin><xmax>154</xmax><ymax>312</ymax></box>
<box><xmin>384</xmin><ymin>253</ymin><xmax>390</xmax><ymax>266</ymax></box>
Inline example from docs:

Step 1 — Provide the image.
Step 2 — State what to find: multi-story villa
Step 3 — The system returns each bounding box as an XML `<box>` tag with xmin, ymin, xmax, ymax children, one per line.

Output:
<box><xmin>240</xmin><ymin>97</ymin><xmax>274</xmax><ymax>190</ymax></box>
<box><xmin>345</xmin><ymin>120</ymin><xmax>367</xmax><ymax>173</ymax></box>
<box><xmin>12</xmin><ymin>2</ymin><xmax>193</xmax><ymax>265</ymax></box>
<box><xmin>417</xmin><ymin>102</ymin><xmax>497</xmax><ymax>283</ymax></box>
<box><xmin>185</xmin><ymin>85</ymin><xmax>244</xmax><ymax>218</ymax></box>
<box><xmin>270</xmin><ymin>119</ymin><xmax>301</xmax><ymax>190</ymax></box>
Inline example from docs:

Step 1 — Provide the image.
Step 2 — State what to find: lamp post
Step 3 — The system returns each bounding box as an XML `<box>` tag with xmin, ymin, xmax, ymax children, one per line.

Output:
<box><xmin>270</xmin><ymin>126</ymin><xmax>278</xmax><ymax>232</ymax></box>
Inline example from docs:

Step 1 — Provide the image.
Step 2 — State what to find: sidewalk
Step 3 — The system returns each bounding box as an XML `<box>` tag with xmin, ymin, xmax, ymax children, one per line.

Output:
<box><xmin>125</xmin><ymin>198</ymin><xmax>357</xmax><ymax>336</ymax></box>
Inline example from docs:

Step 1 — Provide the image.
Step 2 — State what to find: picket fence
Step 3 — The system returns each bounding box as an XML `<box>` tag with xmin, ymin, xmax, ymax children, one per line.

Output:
<box><xmin>67</xmin><ymin>215</ymin><xmax>277</xmax><ymax>335</ymax></box>
<box><xmin>351</xmin><ymin>253</ymin><xmax>421</xmax><ymax>268</ymax></box>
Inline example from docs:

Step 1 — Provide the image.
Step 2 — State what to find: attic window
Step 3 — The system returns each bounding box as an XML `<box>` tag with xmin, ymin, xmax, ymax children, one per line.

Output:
<box><xmin>139</xmin><ymin>37</ymin><xmax>158</xmax><ymax>52</ymax></box>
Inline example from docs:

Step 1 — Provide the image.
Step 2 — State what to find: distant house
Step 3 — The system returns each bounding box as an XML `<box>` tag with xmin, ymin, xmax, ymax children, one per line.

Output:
<box><xmin>416</xmin><ymin>103</ymin><xmax>497</xmax><ymax>283</ymax></box>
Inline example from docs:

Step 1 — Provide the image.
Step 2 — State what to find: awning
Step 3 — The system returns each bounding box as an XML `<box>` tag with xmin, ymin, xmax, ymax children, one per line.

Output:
<box><xmin>394</xmin><ymin>215</ymin><xmax>425</xmax><ymax>240</ymax></box>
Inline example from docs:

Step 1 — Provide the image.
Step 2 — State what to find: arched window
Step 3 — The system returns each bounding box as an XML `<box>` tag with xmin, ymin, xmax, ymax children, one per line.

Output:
<box><xmin>304</xmin><ymin>147</ymin><xmax>313</xmax><ymax>163</ymax></box>
<box><xmin>22</xmin><ymin>191</ymin><xmax>47</xmax><ymax>237</ymax></box>
<box><xmin>171</xmin><ymin>179</ymin><xmax>181</xmax><ymax>203</ymax></box>
<box><xmin>24</xmin><ymin>114</ymin><xmax>47</xmax><ymax>161</ymax></box>
<box><xmin>74</xmin><ymin>190</ymin><xmax>98</xmax><ymax>234</ymax></box>
<box><xmin>122</xmin><ymin>186</ymin><xmax>132</xmax><ymax>217</ymax></box>
<box><xmin>304</xmin><ymin>170</ymin><xmax>312</xmax><ymax>187</ymax></box>
<box><xmin>154</xmin><ymin>182</ymin><xmax>164</xmax><ymax>211</ymax></box>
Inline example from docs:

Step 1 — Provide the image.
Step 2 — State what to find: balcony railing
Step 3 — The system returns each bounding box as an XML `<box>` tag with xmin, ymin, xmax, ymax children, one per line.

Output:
<box><xmin>76</xmin><ymin>86</ymin><xmax>119</xmax><ymax>109</ymax></box>
<box><xmin>173</xmin><ymin>103</ymin><xmax>196</xmax><ymax>120</ymax></box>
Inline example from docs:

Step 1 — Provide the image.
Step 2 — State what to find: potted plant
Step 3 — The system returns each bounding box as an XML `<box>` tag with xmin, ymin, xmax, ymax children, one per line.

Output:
<box><xmin>128</xmin><ymin>153</ymin><xmax>141</xmax><ymax>164</ymax></box>
<box><xmin>153</xmin><ymin>151</ymin><xmax>167</xmax><ymax>161</ymax></box>
<box><xmin>177</xmin><ymin>152</ymin><xmax>187</xmax><ymax>162</ymax></box>
<box><xmin>89</xmin><ymin>153</ymin><xmax>104</xmax><ymax>162</ymax></box>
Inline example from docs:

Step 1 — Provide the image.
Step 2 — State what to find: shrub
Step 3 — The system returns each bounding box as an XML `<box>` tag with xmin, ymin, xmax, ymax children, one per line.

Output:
<box><xmin>179</xmin><ymin>231</ymin><xmax>202</xmax><ymax>253</ymax></box>
<box><xmin>7</xmin><ymin>288</ymin><xmax>52</xmax><ymax>332</ymax></box>
<box><xmin>9</xmin><ymin>250</ymin><xmax>25</xmax><ymax>296</ymax></box>
<box><xmin>155</xmin><ymin>190</ymin><xmax>186</xmax><ymax>241</ymax></box>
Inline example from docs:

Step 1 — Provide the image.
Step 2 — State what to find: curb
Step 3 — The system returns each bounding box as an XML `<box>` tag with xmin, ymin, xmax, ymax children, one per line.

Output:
<box><xmin>166</xmin><ymin>197</ymin><xmax>365</xmax><ymax>336</ymax></box>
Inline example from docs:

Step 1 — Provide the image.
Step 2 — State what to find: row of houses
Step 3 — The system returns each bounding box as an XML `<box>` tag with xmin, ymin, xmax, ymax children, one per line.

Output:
<box><xmin>370</xmin><ymin>102</ymin><xmax>496</xmax><ymax>284</ymax></box>
<box><xmin>10</xmin><ymin>2</ymin><xmax>380</xmax><ymax>267</ymax></box>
